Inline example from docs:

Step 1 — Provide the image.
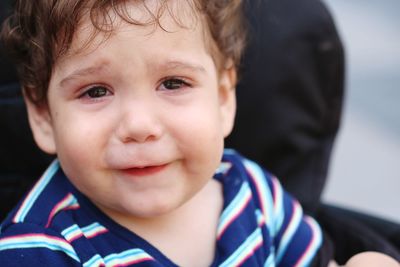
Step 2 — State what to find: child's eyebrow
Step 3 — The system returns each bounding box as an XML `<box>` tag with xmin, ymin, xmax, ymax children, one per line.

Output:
<box><xmin>59</xmin><ymin>65</ymin><xmax>107</xmax><ymax>88</ymax></box>
<box><xmin>157</xmin><ymin>61</ymin><xmax>207</xmax><ymax>74</ymax></box>
<box><xmin>58</xmin><ymin>60</ymin><xmax>206</xmax><ymax>88</ymax></box>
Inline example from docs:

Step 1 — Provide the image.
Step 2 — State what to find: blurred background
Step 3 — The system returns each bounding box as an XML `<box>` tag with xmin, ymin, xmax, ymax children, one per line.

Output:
<box><xmin>322</xmin><ymin>0</ymin><xmax>400</xmax><ymax>223</ymax></box>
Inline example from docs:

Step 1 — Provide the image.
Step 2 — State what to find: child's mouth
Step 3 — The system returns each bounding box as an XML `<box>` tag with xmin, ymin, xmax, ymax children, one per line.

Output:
<box><xmin>121</xmin><ymin>164</ymin><xmax>168</xmax><ymax>176</ymax></box>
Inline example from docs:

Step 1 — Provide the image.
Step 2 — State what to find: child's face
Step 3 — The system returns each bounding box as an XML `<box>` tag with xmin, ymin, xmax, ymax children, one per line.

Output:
<box><xmin>26</xmin><ymin>2</ymin><xmax>236</xmax><ymax>219</ymax></box>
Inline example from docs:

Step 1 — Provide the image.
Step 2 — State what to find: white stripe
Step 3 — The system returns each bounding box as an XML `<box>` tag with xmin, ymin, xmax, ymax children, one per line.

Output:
<box><xmin>276</xmin><ymin>201</ymin><xmax>303</xmax><ymax>263</ymax></box>
<box><xmin>83</xmin><ymin>254</ymin><xmax>104</xmax><ymax>267</ymax></box>
<box><xmin>81</xmin><ymin>222</ymin><xmax>107</xmax><ymax>238</ymax></box>
<box><xmin>264</xmin><ymin>253</ymin><xmax>275</xmax><ymax>267</ymax></box>
<box><xmin>61</xmin><ymin>224</ymin><xmax>80</xmax><ymax>237</ymax></box>
<box><xmin>0</xmin><ymin>234</ymin><xmax>79</xmax><ymax>262</ymax></box>
<box><xmin>104</xmin><ymin>248</ymin><xmax>153</xmax><ymax>265</ymax></box>
<box><xmin>243</xmin><ymin>159</ymin><xmax>275</xmax><ymax>235</ymax></box>
<box><xmin>255</xmin><ymin>209</ymin><xmax>265</xmax><ymax>226</ymax></box>
<box><xmin>61</xmin><ymin>224</ymin><xmax>83</xmax><ymax>242</ymax></box>
<box><xmin>271</xmin><ymin>177</ymin><xmax>285</xmax><ymax>236</ymax></box>
<box><xmin>217</xmin><ymin>182</ymin><xmax>252</xmax><ymax>236</ymax></box>
<box><xmin>223</xmin><ymin>148</ymin><xmax>237</xmax><ymax>155</ymax></box>
<box><xmin>215</xmin><ymin>162</ymin><xmax>233</xmax><ymax>176</ymax></box>
<box><xmin>13</xmin><ymin>160</ymin><xmax>59</xmax><ymax>223</ymax></box>
<box><xmin>219</xmin><ymin>228</ymin><xmax>263</xmax><ymax>267</ymax></box>
<box><xmin>295</xmin><ymin>216</ymin><xmax>323</xmax><ymax>267</ymax></box>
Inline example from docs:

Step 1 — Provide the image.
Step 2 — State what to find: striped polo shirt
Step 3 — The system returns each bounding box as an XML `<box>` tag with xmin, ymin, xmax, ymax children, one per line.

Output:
<box><xmin>0</xmin><ymin>149</ymin><xmax>322</xmax><ymax>266</ymax></box>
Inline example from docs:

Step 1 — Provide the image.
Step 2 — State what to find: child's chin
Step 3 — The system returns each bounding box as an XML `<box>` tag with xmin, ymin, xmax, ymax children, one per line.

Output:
<box><xmin>122</xmin><ymin>201</ymin><xmax>180</xmax><ymax>219</ymax></box>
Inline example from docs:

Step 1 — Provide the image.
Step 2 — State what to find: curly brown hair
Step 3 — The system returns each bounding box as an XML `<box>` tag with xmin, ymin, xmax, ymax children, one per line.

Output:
<box><xmin>1</xmin><ymin>0</ymin><xmax>247</xmax><ymax>106</ymax></box>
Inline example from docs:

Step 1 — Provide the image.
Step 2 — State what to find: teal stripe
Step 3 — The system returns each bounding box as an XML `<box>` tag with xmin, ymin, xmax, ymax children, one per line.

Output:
<box><xmin>104</xmin><ymin>248</ymin><xmax>150</xmax><ymax>264</ymax></box>
<box><xmin>218</xmin><ymin>182</ymin><xmax>251</xmax><ymax>233</ymax></box>
<box><xmin>14</xmin><ymin>160</ymin><xmax>59</xmax><ymax>223</ymax></box>
<box><xmin>0</xmin><ymin>240</ymin><xmax>79</xmax><ymax>262</ymax></box>
<box><xmin>219</xmin><ymin>228</ymin><xmax>262</xmax><ymax>267</ymax></box>
<box><xmin>61</xmin><ymin>224</ymin><xmax>82</xmax><ymax>241</ymax></box>
<box><xmin>223</xmin><ymin>148</ymin><xmax>236</xmax><ymax>155</ymax></box>
<box><xmin>275</xmin><ymin>202</ymin><xmax>302</xmax><ymax>264</ymax></box>
<box><xmin>271</xmin><ymin>178</ymin><xmax>285</xmax><ymax>236</ymax></box>
<box><xmin>81</xmin><ymin>222</ymin><xmax>101</xmax><ymax>232</ymax></box>
<box><xmin>264</xmin><ymin>253</ymin><xmax>275</xmax><ymax>267</ymax></box>
<box><xmin>66</xmin><ymin>195</ymin><xmax>78</xmax><ymax>206</ymax></box>
<box><xmin>81</xmin><ymin>222</ymin><xmax>105</xmax><ymax>236</ymax></box>
<box><xmin>297</xmin><ymin>217</ymin><xmax>323</xmax><ymax>267</ymax></box>
<box><xmin>255</xmin><ymin>209</ymin><xmax>264</xmax><ymax>225</ymax></box>
<box><xmin>61</xmin><ymin>224</ymin><xmax>80</xmax><ymax>237</ymax></box>
<box><xmin>243</xmin><ymin>159</ymin><xmax>275</xmax><ymax>235</ymax></box>
<box><xmin>83</xmin><ymin>254</ymin><xmax>103</xmax><ymax>267</ymax></box>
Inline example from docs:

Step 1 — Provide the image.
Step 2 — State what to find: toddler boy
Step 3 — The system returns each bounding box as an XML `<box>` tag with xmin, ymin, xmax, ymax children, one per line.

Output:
<box><xmin>1</xmin><ymin>0</ymin><xmax>396</xmax><ymax>266</ymax></box>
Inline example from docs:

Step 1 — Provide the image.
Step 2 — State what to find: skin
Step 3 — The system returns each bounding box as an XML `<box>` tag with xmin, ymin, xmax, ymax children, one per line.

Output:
<box><xmin>329</xmin><ymin>252</ymin><xmax>399</xmax><ymax>267</ymax></box>
<box><xmin>24</xmin><ymin>1</ymin><xmax>399</xmax><ymax>266</ymax></box>
<box><xmin>25</xmin><ymin>1</ymin><xmax>236</xmax><ymax>266</ymax></box>
<box><xmin>344</xmin><ymin>252</ymin><xmax>399</xmax><ymax>266</ymax></box>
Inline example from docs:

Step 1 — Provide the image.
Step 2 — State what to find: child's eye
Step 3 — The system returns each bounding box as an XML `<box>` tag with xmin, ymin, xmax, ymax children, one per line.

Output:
<box><xmin>81</xmin><ymin>85</ymin><xmax>112</xmax><ymax>99</ymax></box>
<box><xmin>159</xmin><ymin>78</ymin><xmax>191</xmax><ymax>91</ymax></box>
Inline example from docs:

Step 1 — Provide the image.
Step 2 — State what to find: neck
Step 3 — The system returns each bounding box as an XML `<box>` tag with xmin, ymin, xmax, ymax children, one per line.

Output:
<box><xmin>98</xmin><ymin>179</ymin><xmax>223</xmax><ymax>266</ymax></box>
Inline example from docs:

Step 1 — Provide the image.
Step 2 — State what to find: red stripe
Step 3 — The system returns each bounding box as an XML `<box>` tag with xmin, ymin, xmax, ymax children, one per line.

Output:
<box><xmin>1</xmin><ymin>233</ymin><xmax>68</xmax><ymax>244</ymax></box>
<box><xmin>45</xmin><ymin>194</ymin><xmax>79</xmax><ymax>228</ymax></box>
<box><xmin>218</xmin><ymin>194</ymin><xmax>252</xmax><ymax>239</ymax></box>
<box><xmin>294</xmin><ymin>217</ymin><xmax>319</xmax><ymax>267</ymax></box>
<box><xmin>85</xmin><ymin>228</ymin><xmax>109</xmax><ymax>239</ymax></box>
<box><xmin>111</xmin><ymin>256</ymin><xmax>154</xmax><ymax>267</ymax></box>
<box><xmin>236</xmin><ymin>239</ymin><xmax>263</xmax><ymax>266</ymax></box>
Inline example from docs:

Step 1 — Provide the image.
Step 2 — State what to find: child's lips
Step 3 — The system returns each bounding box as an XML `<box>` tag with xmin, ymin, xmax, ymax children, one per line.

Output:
<box><xmin>121</xmin><ymin>163</ymin><xmax>168</xmax><ymax>176</ymax></box>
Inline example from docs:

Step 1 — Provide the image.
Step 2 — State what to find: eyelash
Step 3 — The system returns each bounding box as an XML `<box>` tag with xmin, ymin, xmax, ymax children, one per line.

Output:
<box><xmin>77</xmin><ymin>77</ymin><xmax>192</xmax><ymax>101</ymax></box>
<box><xmin>158</xmin><ymin>77</ymin><xmax>192</xmax><ymax>91</ymax></box>
<box><xmin>79</xmin><ymin>85</ymin><xmax>113</xmax><ymax>101</ymax></box>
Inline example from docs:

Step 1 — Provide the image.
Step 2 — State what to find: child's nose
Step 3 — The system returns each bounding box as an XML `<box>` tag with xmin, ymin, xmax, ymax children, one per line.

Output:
<box><xmin>116</xmin><ymin>101</ymin><xmax>163</xmax><ymax>144</ymax></box>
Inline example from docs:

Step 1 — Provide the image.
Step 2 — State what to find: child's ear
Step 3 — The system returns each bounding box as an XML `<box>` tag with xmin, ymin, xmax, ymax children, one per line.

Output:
<box><xmin>218</xmin><ymin>63</ymin><xmax>237</xmax><ymax>138</ymax></box>
<box><xmin>24</xmin><ymin>95</ymin><xmax>57</xmax><ymax>154</ymax></box>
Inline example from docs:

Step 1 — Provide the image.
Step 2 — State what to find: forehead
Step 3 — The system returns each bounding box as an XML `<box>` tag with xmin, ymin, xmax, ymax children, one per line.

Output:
<box><xmin>60</xmin><ymin>0</ymin><xmax>206</xmax><ymax>57</ymax></box>
<box><xmin>51</xmin><ymin>0</ymin><xmax>217</xmax><ymax>81</ymax></box>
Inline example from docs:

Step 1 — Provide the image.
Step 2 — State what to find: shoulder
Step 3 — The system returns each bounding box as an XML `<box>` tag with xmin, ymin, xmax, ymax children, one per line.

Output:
<box><xmin>3</xmin><ymin>160</ymin><xmax>79</xmax><ymax>228</ymax></box>
<box><xmin>218</xmin><ymin>149</ymin><xmax>284</xmax><ymax>233</ymax></box>
<box><xmin>219</xmin><ymin>149</ymin><xmax>279</xmax><ymax>205</ymax></box>
<box><xmin>0</xmin><ymin>161</ymin><xmax>83</xmax><ymax>266</ymax></box>
<box><xmin>0</xmin><ymin>221</ymin><xmax>80</xmax><ymax>266</ymax></box>
<box><xmin>219</xmin><ymin>150</ymin><xmax>324</xmax><ymax>266</ymax></box>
